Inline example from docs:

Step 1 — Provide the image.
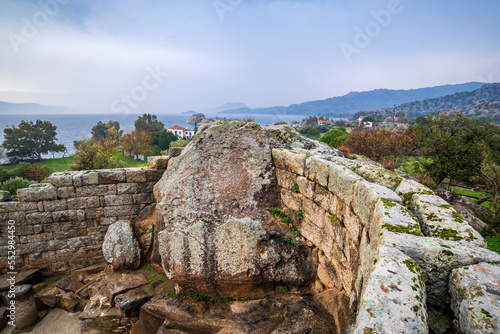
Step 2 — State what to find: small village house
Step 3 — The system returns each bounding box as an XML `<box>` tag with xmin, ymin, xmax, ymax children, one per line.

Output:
<box><xmin>167</xmin><ymin>125</ymin><xmax>195</xmax><ymax>139</ymax></box>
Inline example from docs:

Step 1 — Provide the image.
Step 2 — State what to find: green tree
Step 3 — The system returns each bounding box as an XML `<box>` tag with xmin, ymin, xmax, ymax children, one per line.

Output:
<box><xmin>2</xmin><ymin>120</ymin><xmax>66</xmax><ymax>162</ymax></box>
<box><xmin>414</xmin><ymin>112</ymin><xmax>495</xmax><ymax>185</ymax></box>
<box><xmin>352</xmin><ymin>111</ymin><xmax>367</xmax><ymax>120</ymax></box>
<box><xmin>478</xmin><ymin>145</ymin><xmax>500</xmax><ymax>229</ymax></box>
<box><xmin>362</xmin><ymin>115</ymin><xmax>376</xmax><ymax>123</ymax></box>
<box><xmin>121</xmin><ymin>129</ymin><xmax>154</xmax><ymax>160</ymax></box>
<box><xmin>152</xmin><ymin>129</ymin><xmax>177</xmax><ymax>151</ymax></box>
<box><xmin>91</xmin><ymin>120</ymin><xmax>122</xmax><ymax>141</ymax></box>
<box><xmin>134</xmin><ymin>114</ymin><xmax>164</xmax><ymax>133</ymax></box>
<box><xmin>320</xmin><ymin>127</ymin><xmax>349</xmax><ymax>148</ymax></box>
<box><xmin>306</xmin><ymin>128</ymin><xmax>321</xmax><ymax>139</ymax></box>
<box><xmin>304</xmin><ymin>116</ymin><xmax>319</xmax><ymax>126</ymax></box>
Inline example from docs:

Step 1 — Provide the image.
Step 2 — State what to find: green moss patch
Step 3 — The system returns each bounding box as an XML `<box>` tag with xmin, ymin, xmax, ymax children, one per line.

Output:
<box><xmin>382</xmin><ymin>223</ymin><xmax>424</xmax><ymax>236</ymax></box>
<box><xmin>440</xmin><ymin>249</ymin><xmax>454</xmax><ymax>256</ymax></box>
<box><xmin>435</xmin><ymin>228</ymin><xmax>463</xmax><ymax>241</ymax></box>
<box><xmin>451</xmin><ymin>211</ymin><xmax>465</xmax><ymax>224</ymax></box>
<box><xmin>329</xmin><ymin>214</ymin><xmax>340</xmax><ymax>224</ymax></box>
<box><xmin>381</xmin><ymin>198</ymin><xmax>397</xmax><ymax>208</ymax></box>
<box><xmin>424</xmin><ymin>212</ymin><xmax>442</xmax><ymax>222</ymax></box>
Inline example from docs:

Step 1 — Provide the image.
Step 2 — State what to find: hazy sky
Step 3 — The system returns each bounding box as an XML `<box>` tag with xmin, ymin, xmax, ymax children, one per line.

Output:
<box><xmin>0</xmin><ymin>0</ymin><xmax>499</xmax><ymax>114</ymax></box>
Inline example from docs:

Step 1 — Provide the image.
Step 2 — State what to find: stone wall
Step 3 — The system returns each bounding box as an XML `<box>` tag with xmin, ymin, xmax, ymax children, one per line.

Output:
<box><xmin>0</xmin><ymin>167</ymin><xmax>164</xmax><ymax>274</ymax></box>
<box><xmin>272</xmin><ymin>149</ymin><xmax>500</xmax><ymax>334</ymax></box>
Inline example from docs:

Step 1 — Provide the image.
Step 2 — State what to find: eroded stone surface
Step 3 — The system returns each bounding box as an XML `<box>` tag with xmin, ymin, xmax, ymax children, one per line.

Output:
<box><xmin>353</xmin><ymin>246</ymin><xmax>428</xmax><ymax>334</ymax></box>
<box><xmin>450</xmin><ymin>262</ymin><xmax>500</xmax><ymax>334</ymax></box>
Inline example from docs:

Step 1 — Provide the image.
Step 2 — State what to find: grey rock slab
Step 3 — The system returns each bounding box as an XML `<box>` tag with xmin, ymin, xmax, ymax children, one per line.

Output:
<box><xmin>382</xmin><ymin>231</ymin><xmax>500</xmax><ymax>309</ymax></box>
<box><xmin>353</xmin><ymin>246</ymin><xmax>428</xmax><ymax>334</ymax></box>
<box><xmin>411</xmin><ymin>194</ymin><xmax>484</xmax><ymax>246</ymax></box>
<box><xmin>102</xmin><ymin>221</ymin><xmax>141</xmax><ymax>269</ymax></box>
<box><xmin>449</xmin><ymin>262</ymin><xmax>500</xmax><ymax>334</ymax></box>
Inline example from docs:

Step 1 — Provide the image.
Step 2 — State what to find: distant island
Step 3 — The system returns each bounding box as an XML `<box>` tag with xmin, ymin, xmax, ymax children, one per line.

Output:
<box><xmin>0</xmin><ymin>101</ymin><xmax>71</xmax><ymax>114</ymax></box>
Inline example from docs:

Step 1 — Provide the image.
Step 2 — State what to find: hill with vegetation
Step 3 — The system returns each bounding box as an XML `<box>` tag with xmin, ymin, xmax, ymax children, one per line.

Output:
<box><xmin>218</xmin><ymin>82</ymin><xmax>485</xmax><ymax>116</ymax></box>
<box><xmin>378</xmin><ymin>83</ymin><xmax>500</xmax><ymax>119</ymax></box>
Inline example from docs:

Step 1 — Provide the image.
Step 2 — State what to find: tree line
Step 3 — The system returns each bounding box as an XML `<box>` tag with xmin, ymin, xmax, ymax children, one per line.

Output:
<box><xmin>1</xmin><ymin>113</ymin><xmax>188</xmax><ymax>171</ymax></box>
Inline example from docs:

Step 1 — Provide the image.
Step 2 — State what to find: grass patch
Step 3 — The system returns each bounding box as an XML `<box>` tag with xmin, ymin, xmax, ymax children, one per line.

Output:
<box><xmin>270</xmin><ymin>209</ymin><xmax>287</xmax><ymax>218</ymax></box>
<box><xmin>1</xmin><ymin>152</ymin><xmax>148</xmax><ymax>174</ymax></box>
<box><xmin>284</xmin><ymin>237</ymin><xmax>300</xmax><ymax>247</ymax></box>
<box><xmin>294</xmin><ymin>209</ymin><xmax>303</xmax><ymax>221</ymax></box>
<box><xmin>485</xmin><ymin>235</ymin><xmax>500</xmax><ymax>255</ymax></box>
<box><xmin>450</xmin><ymin>186</ymin><xmax>494</xmax><ymax>212</ymax></box>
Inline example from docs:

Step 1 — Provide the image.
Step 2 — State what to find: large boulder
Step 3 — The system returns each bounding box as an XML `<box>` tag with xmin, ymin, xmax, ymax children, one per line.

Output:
<box><xmin>103</xmin><ymin>221</ymin><xmax>141</xmax><ymax>270</ymax></box>
<box><xmin>154</xmin><ymin>122</ymin><xmax>340</xmax><ymax>298</ymax></box>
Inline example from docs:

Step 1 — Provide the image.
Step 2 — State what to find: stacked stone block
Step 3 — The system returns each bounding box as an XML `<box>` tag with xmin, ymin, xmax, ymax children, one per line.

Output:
<box><xmin>0</xmin><ymin>167</ymin><xmax>165</xmax><ymax>274</ymax></box>
<box><xmin>272</xmin><ymin>149</ymin><xmax>500</xmax><ymax>334</ymax></box>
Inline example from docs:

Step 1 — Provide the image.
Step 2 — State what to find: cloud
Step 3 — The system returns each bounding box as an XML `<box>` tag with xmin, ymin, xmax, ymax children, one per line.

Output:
<box><xmin>0</xmin><ymin>0</ymin><xmax>499</xmax><ymax>113</ymax></box>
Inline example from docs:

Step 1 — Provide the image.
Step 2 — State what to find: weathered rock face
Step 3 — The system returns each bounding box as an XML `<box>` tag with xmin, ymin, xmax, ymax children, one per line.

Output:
<box><xmin>103</xmin><ymin>221</ymin><xmax>141</xmax><ymax>270</ymax></box>
<box><xmin>154</xmin><ymin>122</ymin><xmax>340</xmax><ymax>298</ymax></box>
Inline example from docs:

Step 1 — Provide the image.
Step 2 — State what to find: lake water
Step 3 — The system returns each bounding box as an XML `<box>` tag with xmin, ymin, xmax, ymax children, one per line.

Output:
<box><xmin>0</xmin><ymin>113</ymin><xmax>307</xmax><ymax>162</ymax></box>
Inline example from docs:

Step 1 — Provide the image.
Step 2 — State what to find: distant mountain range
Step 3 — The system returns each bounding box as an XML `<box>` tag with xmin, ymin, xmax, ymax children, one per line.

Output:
<box><xmin>0</xmin><ymin>101</ymin><xmax>70</xmax><ymax>114</ymax></box>
<box><xmin>374</xmin><ymin>83</ymin><xmax>500</xmax><ymax>117</ymax></box>
<box><xmin>218</xmin><ymin>82</ymin><xmax>486</xmax><ymax>116</ymax></box>
<box><xmin>188</xmin><ymin>102</ymin><xmax>248</xmax><ymax>115</ymax></box>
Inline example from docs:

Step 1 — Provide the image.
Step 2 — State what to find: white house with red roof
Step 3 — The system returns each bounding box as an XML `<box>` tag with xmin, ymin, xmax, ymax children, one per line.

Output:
<box><xmin>317</xmin><ymin>120</ymin><xmax>333</xmax><ymax>126</ymax></box>
<box><xmin>166</xmin><ymin>125</ymin><xmax>195</xmax><ymax>139</ymax></box>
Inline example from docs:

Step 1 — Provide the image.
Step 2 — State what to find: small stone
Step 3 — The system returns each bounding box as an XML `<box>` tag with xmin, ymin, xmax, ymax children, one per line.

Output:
<box><xmin>114</xmin><ymin>287</ymin><xmax>150</xmax><ymax>317</ymax></box>
<box><xmin>0</xmin><ymin>191</ymin><xmax>10</xmax><ymax>202</ymax></box>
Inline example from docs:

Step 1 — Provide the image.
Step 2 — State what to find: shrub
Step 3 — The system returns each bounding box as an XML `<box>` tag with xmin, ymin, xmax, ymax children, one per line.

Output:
<box><xmin>344</xmin><ymin>129</ymin><xmax>419</xmax><ymax>170</ymax></box>
<box><xmin>0</xmin><ymin>177</ymin><xmax>36</xmax><ymax>196</ymax></box>
<box><xmin>8</xmin><ymin>162</ymin><xmax>30</xmax><ymax>178</ymax></box>
<box><xmin>24</xmin><ymin>163</ymin><xmax>54</xmax><ymax>182</ymax></box>
<box><xmin>319</xmin><ymin>127</ymin><xmax>349</xmax><ymax>148</ymax></box>
<box><xmin>170</xmin><ymin>139</ymin><xmax>190</xmax><ymax>148</ymax></box>
<box><xmin>337</xmin><ymin>145</ymin><xmax>351</xmax><ymax>158</ymax></box>
<box><xmin>70</xmin><ymin>140</ymin><xmax>124</xmax><ymax>170</ymax></box>
<box><xmin>0</xmin><ymin>167</ymin><xmax>8</xmax><ymax>183</ymax></box>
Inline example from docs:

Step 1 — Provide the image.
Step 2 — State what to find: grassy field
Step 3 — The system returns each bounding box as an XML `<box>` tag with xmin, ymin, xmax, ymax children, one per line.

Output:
<box><xmin>1</xmin><ymin>152</ymin><xmax>148</xmax><ymax>173</ymax></box>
